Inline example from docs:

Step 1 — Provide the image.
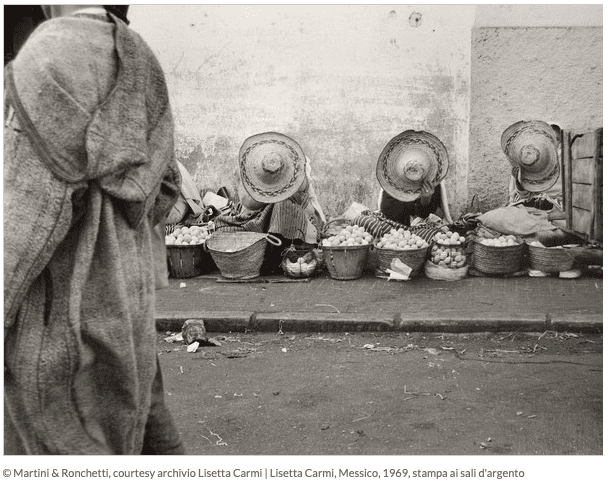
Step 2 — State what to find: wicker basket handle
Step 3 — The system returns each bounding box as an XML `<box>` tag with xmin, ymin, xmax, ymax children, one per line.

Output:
<box><xmin>322</xmin><ymin>217</ymin><xmax>354</xmax><ymax>236</ymax></box>
<box><xmin>265</xmin><ymin>234</ymin><xmax>283</xmax><ymax>247</ymax></box>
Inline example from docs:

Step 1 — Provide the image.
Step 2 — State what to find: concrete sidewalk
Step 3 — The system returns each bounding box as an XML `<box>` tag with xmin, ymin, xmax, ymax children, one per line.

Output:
<box><xmin>155</xmin><ymin>269</ymin><xmax>603</xmax><ymax>334</ymax></box>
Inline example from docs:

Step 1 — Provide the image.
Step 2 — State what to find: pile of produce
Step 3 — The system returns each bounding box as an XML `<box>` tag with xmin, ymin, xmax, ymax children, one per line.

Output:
<box><xmin>321</xmin><ymin>225</ymin><xmax>373</xmax><ymax>247</ymax></box>
<box><xmin>165</xmin><ymin>225</ymin><xmax>211</xmax><ymax>246</ymax></box>
<box><xmin>374</xmin><ymin>228</ymin><xmax>429</xmax><ymax>250</ymax></box>
<box><xmin>429</xmin><ymin>231</ymin><xmax>467</xmax><ymax>269</ymax></box>
<box><xmin>478</xmin><ymin>235</ymin><xmax>520</xmax><ymax>247</ymax></box>
<box><xmin>433</xmin><ymin>230</ymin><xmax>465</xmax><ymax>246</ymax></box>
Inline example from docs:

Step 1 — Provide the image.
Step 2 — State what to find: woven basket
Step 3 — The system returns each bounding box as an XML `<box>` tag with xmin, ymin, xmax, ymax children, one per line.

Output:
<box><xmin>322</xmin><ymin>244</ymin><xmax>370</xmax><ymax>280</ymax></box>
<box><xmin>429</xmin><ymin>242</ymin><xmax>468</xmax><ymax>269</ymax></box>
<box><xmin>166</xmin><ymin>244</ymin><xmax>212</xmax><ymax>279</ymax></box>
<box><xmin>527</xmin><ymin>244</ymin><xmax>575</xmax><ymax>272</ymax></box>
<box><xmin>374</xmin><ymin>244</ymin><xmax>430</xmax><ymax>275</ymax></box>
<box><xmin>206</xmin><ymin>232</ymin><xmax>282</xmax><ymax>279</ymax></box>
<box><xmin>321</xmin><ymin>217</ymin><xmax>355</xmax><ymax>238</ymax></box>
<box><xmin>472</xmin><ymin>237</ymin><xmax>526</xmax><ymax>275</ymax></box>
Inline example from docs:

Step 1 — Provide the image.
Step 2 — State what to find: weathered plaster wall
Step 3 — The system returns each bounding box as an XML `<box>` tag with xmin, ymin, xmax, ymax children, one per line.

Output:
<box><xmin>129</xmin><ymin>4</ymin><xmax>603</xmax><ymax>218</ymax></box>
<box><xmin>130</xmin><ymin>5</ymin><xmax>474</xmax><ymax>218</ymax></box>
<box><xmin>468</xmin><ymin>6</ymin><xmax>603</xmax><ymax>212</ymax></box>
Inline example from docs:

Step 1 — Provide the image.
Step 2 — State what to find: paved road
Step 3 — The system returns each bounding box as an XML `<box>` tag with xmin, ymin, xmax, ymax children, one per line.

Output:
<box><xmin>158</xmin><ymin>329</ymin><xmax>602</xmax><ymax>457</ymax></box>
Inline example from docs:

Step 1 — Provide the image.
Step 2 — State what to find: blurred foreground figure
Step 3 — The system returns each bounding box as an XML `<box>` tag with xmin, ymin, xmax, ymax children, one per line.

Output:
<box><xmin>4</xmin><ymin>5</ymin><xmax>185</xmax><ymax>454</ymax></box>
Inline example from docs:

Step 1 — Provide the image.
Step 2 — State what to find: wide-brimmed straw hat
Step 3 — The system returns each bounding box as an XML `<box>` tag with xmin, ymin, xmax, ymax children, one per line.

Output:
<box><xmin>376</xmin><ymin>130</ymin><xmax>449</xmax><ymax>202</ymax></box>
<box><xmin>239</xmin><ymin>132</ymin><xmax>306</xmax><ymax>204</ymax></box>
<box><xmin>501</xmin><ymin>120</ymin><xmax>560</xmax><ymax>193</ymax></box>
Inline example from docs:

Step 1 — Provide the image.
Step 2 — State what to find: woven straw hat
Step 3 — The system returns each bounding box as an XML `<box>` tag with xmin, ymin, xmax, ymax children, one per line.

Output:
<box><xmin>239</xmin><ymin>132</ymin><xmax>306</xmax><ymax>204</ymax></box>
<box><xmin>376</xmin><ymin>130</ymin><xmax>449</xmax><ymax>202</ymax></box>
<box><xmin>501</xmin><ymin>120</ymin><xmax>560</xmax><ymax>192</ymax></box>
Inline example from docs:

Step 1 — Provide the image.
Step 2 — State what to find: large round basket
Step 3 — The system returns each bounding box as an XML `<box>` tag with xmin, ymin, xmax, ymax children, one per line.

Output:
<box><xmin>322</xmin><ymin>244</ymin><xmax>370</xmax><ymax>280</ymax></box>
<box><xmin>166</xmin><ymin>244</ymin><xmax>212</xmax><ymax>279</ymax></box>
<box><xmin>373</xmin><ymin>245</ymin><xmax>429</xmax><ymax>275</ymax></box>
<box><xmin>527</xmin><ymin>244</ymin><xmax>575</xmax><ymax>272</ymax></box>
<box><xmin>206</xmin><ymin>232</ymin><xmax>282</xmax><ymax>279</ymax></box>
<box><xmin>472</xmin><ymin>238</ymin><xmax>526</xmax><ymax>275</ymax></box>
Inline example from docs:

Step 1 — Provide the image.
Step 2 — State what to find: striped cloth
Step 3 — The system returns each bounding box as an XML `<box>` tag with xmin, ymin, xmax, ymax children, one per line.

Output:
<box><xmin>352</xmin><ymin>210</ymin><xmax>443</xmax><ymax>243</ymax></box>
<box><xmin>214</xmin><ymin>193</ymin><xmax>323</xmax><ymax>244</ymax></box>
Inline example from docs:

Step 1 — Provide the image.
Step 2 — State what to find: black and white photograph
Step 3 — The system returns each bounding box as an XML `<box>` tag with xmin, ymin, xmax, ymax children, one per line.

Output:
<box><xmin>2</xmin><ymin>1</ymin><xmax>604</xmax><ymax>484</ymax></box>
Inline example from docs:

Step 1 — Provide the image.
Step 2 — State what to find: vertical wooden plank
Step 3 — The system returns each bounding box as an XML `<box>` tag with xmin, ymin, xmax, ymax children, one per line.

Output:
<box><xmin>571</xmin><ymin>183</ymin><xmax>593</xmax><ymax>210</ymax></box>
<box><xmin>591</xmin><ymin>128</ymin><xmax>603</xmax><ymax>243</ymax></box>
<box><xmin>563</xmin><ymin>130</ymin><xmax>573</xmax><ymax>228</ymax></box>
<box><xmin>571</xmin><ymin>131</ymin><xmax>599</xmax><ymax>159</ymax></box>
<box><xmin>571</xmin><ymin>158</ymin><xmax>594</xmax><ymax>183</ymax></box>
<box><xmin>559</xmin><ymin>127</ymin><xmax>566</xmax><ymax>211</ymax></box>
<box><xmin>572</xmin><ymin>207</ymin><xmax>592</xmax><ymax>236</ymax></box>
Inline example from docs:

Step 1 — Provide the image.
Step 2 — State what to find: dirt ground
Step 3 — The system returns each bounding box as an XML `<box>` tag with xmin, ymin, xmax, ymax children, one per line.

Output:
<box><xmin>157</xmin><ymin>330</ymin><xmax>603</xmax><ymax>456</ymax></box>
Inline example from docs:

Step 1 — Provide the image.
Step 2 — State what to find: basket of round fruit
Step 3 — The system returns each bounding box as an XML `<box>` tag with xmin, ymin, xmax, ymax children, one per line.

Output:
<box><xmin>424</xmin><ymin>230</ymin><xmax>469</xmax><ymax>281</ymax></box>
<box><xmin>373</xmin><ymin>227</ymin><xmax>430</xmax><ymax>275</ymax></box>
<box><xmin>281</xmin><ymin>243</ymin><xmax>320</xmax><ymax>278</ymax></box>
<box><xmin>165</xmin><ymin>225</ymin><xmax>215</xmax><ymax>278</ymax></box>
<box><xmin>473</xmin><ymin>234</ymin><xmax>525</xmax><ymax>275</ymax></box>
<box><xmin>320</xmin><ymin>224</ymin><xmax>374</xmax><ymax>280</ymax></box>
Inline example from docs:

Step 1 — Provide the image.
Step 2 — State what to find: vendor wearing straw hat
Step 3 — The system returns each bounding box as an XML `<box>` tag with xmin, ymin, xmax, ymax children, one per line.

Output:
<box><xmin>377</xmin><ymin>130</ymin><xmax>450</xmax><ymax>226</ymax></box>
<box><xmin>215</xmin><ymin>132</ymin><xmax>326</xmax><ymax>272</ymax></box>
<box><xmin>501</xmin><ymin>120</ymin><xmax>602</xmax><ymax>270</ymax></box>
<box><xmin>503</xmin><ymin>120</ymin><xmax>563</xmax><ymax>211</ymax></box>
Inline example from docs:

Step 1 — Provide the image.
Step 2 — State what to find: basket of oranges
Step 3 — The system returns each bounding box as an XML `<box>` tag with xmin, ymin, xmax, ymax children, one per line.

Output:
<box><xmin>320</xmin><ymin>222</ymin><xmax>374</xmax><ymax>280</ymax></box>
<box><xmin>373</xmin><ymin>227</ymin><xmax>430</xmax><ymax>275</ymax></box>
<box><xmin>473</xmin><ymin>234</ymin><xmax>525</xmax><ymax>275</ymax></box>
<box><xmin>424</xmin><ymin>230</ymin><xmax>469</xmax><ymax>281</ymax></box>
<box><xmin>165</xmin><ymin>225</ymin><xmax>215</xmax><ymax>278</ymax></box>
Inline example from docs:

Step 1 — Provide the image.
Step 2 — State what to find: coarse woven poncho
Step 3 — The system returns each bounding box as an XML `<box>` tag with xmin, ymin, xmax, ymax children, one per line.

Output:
<box><xmin>4</xmin><ymin>13</ymin><xmax>182</xmax><ymax>454</ymax></box>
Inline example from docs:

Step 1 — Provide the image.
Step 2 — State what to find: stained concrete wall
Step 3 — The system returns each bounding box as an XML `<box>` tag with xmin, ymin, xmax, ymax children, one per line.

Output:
<box><xmin>469</xmin><ymin>5</ymin><xmax>603</xmax><ymax>212</ymax></box>
<box><xmin>129</xmin><ymin>4</ymin><xmax>603</xmax><ymax>219</ymax></box>
<box><xmin>130</xmin><ymin>5</ymin><xmax>474</xmax><ymax>218</ymax></box>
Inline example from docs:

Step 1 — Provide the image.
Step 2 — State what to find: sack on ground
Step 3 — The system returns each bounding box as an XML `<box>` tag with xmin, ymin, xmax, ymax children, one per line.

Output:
<box><xmin>476</xmin><ymin>206</ymin><xmax>556</xmax><ymax>237</ymax></box>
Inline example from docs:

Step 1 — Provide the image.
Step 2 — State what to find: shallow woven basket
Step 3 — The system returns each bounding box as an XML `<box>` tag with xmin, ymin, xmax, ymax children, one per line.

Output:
<box><xmin>527</xmin><ymin>244</ymin><xmax>575</xmax><ymax>272</ymax></box>
<box><xmin>206</xmin><ymin>232</ymin><xmax>281</xmax><ymax>279</ymax></box>
<box><xmin>374</xmin><ymin>245</ymin><xmax>430</xmax><ymax>275</ymax></box>
<box><xmin>472</xmin><ymin>238</ymin><xmax>526</xmax><ymax>275</ymax></box>
<box><xmin>166</xmin><ymin>244</ymin><xmax>209</xmax><ymax>279</ymax></box>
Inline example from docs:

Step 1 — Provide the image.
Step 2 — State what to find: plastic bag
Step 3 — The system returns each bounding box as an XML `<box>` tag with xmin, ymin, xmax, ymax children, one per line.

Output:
<box><xmin>424</xmin><ymin>260</ymin><xmax>468</xmax><ymax>281</ymax></box>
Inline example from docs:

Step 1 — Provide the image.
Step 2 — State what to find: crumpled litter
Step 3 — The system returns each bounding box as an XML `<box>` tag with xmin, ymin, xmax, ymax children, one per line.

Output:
<box><xmin>164</xmin><ymin>333</ymin><xmax>184</xmax><ymax>343</ymax></box>
<box><xmin>187</xmin><ymin>342</ymin><xmax>200</xmax><ymax>353</ymax></box>
<box><xmin>385</xmin><ymin>258</ymin><xmax>413</xmax><ymax>281</ymax></box>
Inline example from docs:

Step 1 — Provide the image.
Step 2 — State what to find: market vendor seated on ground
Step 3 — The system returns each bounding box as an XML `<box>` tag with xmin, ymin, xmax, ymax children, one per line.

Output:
<box><xmin>505</xmin><ymin>121</ymin><xmax>563</xmax><ymax>212</ymax></box>
<box><xmin>499</xmin><ymin>120</ymin><xmax>602</xmax><ymax>267</ymax></box>
<box><xmin>214</xmin><ymin>132</ymin><xmax>326</xmax><ymax>274</ymax></box>
<box><xmin>166</xmin><ymin>161</ymin><xmax>206</xmax><ymax>225</ymax></box>
<box><xmin>376</xmin><ymin>129</ymin><xmax>451</xmax><ymax>226</ymax></box>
